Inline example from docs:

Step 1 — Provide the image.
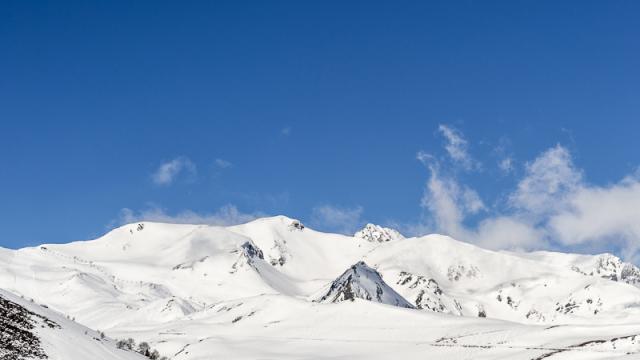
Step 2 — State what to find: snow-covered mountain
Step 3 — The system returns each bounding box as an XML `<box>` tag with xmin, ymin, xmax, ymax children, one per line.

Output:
<box><xmin>313</xmin><ymin>261</ymin><xmax>414</xmax><ymax>308</ymax></box>
<box><xmin>2</xmin><ymin>215</ymin><xmax>640</xmax><ymax>359</ymax></box>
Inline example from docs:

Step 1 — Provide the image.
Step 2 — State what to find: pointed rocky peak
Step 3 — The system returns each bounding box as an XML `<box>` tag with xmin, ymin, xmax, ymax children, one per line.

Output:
<box><xmin>354</xmin><ymin>224</ymin><xmax>404</xmax><ymax>243</ymax></box>
<box><xmin>314</xmin><ymin>261</ymin><xmax>414</xmax><ymax>308</ymax></box>
<box><xmin>570</xmin><ymin>253</ymin><xmax>640</xmax><ymax>288</ymax></box>
<box><xmin>594</xmin><ymin>254</ymin><xmax>624</xmax><ymax>278</ymax></box>
<box><xmin>231</xmin><ymin>241</ymin><xmax>264</xmax><ymax>273</ymax></box>
<box><xmin>594</xmin><ymin>254</ymin><xmax>640</xmax><ymax>286</ymax></box>
<box><xmin>621</xmin><ymin>262</ymin><xmax>640</xmax><ymax>286</ymax></box>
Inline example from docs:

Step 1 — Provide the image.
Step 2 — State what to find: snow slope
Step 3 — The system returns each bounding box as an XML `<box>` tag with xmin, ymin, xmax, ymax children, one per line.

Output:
<box><xmin>364</xmin><ymin>234</ymin><xmax>640</xmax><ymax>324</ymax></box>
<box><xmin>0</xmin><ymin>288</ymin><xmax>145</xmax><ymax>360</ymax></box>
<box><xmin>2</xmin><ymin>215</ymin><xmax>640</xmax><ymax>359</ymax></box>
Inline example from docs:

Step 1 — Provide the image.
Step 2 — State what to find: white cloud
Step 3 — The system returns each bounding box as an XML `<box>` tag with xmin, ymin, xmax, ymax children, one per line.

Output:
<box><xmin>310</xmin><ymin>205</ymin><xmax>364</xmax><ymax>235</ymax></box>
<box><xmin>151</xmin><ymin>157</ymin><xmax>197</xmax><ymax>186</ymax></box>
<box><xmin>417</xmin><ymin>157</ymin><xmax>541</xmax><ymax>250</ymax></box>
<box><xmin>547</xmin><ymin>176</ymin><xmax>640</xmax><ymax>261</ymax></box>
<box><xmin>417</xmin><ymin>127</ymin><xmax>548</xmax><ymax>250</ymax></box>
<box><xmin>384</xmin><ymin>220</ymin><xmax>433</xmax><ymax>238</ymax></box>
<box><xmin>416</xmin><ymin>151</ymin><xmax>435</xmax><ymax>166</ymax></box>
<box><xmin>438</xmin><ymin>124</ymin><xmax>480</xmax><ymax>171</ymax></box>
<box><xmin>214</xmin><ymin>158</ymin><xmax>232</xmax><ymax>169</ymax></box>
<box><xmin>416</xmin><ymin>140</ymin><xmax>640</xmax><ymax>260</ymax></box>
<box><xmin>117</xmin><ymin>204</ymin><xmax>262</xmax><ymax>226</ymax></box>
<box><xmin>522</xmin><ymin>150</ymin><xmax>640</xmax><ymax>262</ymax></box>
<box><xmin>473</xmin><ymin>216</ymin><xmax>545</xmax><ymax>251</ymax></box>
<box><xmin>415</xmin><ymin>133</ymin><xmax>554</xmax><ymax>250</ymax></box>
<box><xmin>514</xmin><ymin>146</ymin><xmax>640</xmax><ymax>259</ymax></box>
<box><xmin>418</xmin><ymin>155</ymin><xmax>485</xmax><ymax>228</ymax></box>
<box><xmin>498</xmin><ymin>157</ymin><xmax>514</xmax><ymax>174</ymax></box>
<box><xmin>417</xmin><ymin>161</ymin><xmax>546</xmax><ymax>250</ymax></box>
<box><xmin>493</xmin><ymin>138</ymin><xmax>516</xmax><ymax>175</ymax></box>
<box><xmin>509</xmin><ymin>145</ymin><xmax>582</xmax><ymax>216</ymax></box>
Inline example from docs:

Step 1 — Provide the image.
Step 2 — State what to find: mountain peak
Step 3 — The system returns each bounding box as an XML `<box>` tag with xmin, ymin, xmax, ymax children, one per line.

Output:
<box><xmin>592</xmin><ymin>254</ymin><xmax>640</xmax><ymax>285</ymax></box>
<box><xmin>239</xmin><ymin>215</ymin><xmax>305</xmax><ymax>229</ymax></box>
<box><xmin>314</xmin><ymin>261</ymin><xmax>414</xmax><ymax>308</ymax></box>
<box><xmin>354</xmin><ymin>224</ymin><xmax>404</xmax><ymax>243</ymax></box>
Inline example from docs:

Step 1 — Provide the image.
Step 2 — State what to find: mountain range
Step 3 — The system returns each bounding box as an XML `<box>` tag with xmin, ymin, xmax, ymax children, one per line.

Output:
<box><xmin>2</xmin><ymin>216</ymin><xmax>640</xmax><ymax>359</ymax></box>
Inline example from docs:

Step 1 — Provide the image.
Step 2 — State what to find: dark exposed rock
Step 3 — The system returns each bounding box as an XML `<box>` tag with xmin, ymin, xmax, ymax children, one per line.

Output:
<box><xmin>0</xmin><ymin>294</ymin><xmax>60</xmax><ymax>360</ymax></box>
<box><xmin>289</xmin><ymin>220</ymin><xmax>305</xmax><ymax>231</ymax></box>
<box><xmin>477</xmin><ymin>304</ymin><xmax>486</xmax><ymax>318</ymax></box>
<box><xmin>240</xmin><ymin>242</ymin><xmax>264</xmax><ymax>260</ymax></box>
<box><xmin>230</xmin><ymin>242</ymin><xmax>265</xmax><ymax>273</ymax></box>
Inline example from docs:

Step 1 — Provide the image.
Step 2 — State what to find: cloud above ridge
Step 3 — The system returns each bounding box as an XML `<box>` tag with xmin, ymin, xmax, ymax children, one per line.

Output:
<box><xmin>117</xmin><ymin>204</ymin><xmax>263</xmax><ymax>226</ymax></box>
<box><xmin>310</xmin><ymin>205</ymin><xmax>364</xmax><ymax>235</ymax></box>
<box><xmin>151</xmin><ymin>157</ymin><xmax>197</xmax><ymax>186</ymax></box>
<box><xmin>417</xmin><ymin>125</ymin><xmax>640</xmax><ymax>261</ymax></box>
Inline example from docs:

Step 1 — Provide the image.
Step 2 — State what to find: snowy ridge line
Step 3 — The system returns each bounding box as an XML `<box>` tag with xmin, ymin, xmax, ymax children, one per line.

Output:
<box><xmin>38</xmin><ymin>246</ymin><xmax>156</xmax><ymax>287</ymax></box>
<box><xmin>3</xmin><ymin>217</ymin><xmax>640</xmax><ymax>359</ymax></box>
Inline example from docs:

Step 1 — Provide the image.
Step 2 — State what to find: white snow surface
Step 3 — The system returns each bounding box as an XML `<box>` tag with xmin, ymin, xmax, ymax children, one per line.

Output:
<box><xmin>2</xmin><ymin>215</ymin><xmax>640</xmax><ymax>359</ymax></box>
<box><xmin>0</xmin><ymin>288</ymin><xmax>146</xmax><ymax>360</ymax></box>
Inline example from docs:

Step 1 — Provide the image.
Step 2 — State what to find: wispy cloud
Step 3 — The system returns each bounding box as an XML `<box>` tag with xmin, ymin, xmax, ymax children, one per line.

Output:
<box><xmin>151</xmin><ymin>157</ymin><xmax>197</xmax><ymax>186</ymax></box>
<box><xmin>509</xmin><ymin>145</ymin><xmax>582</xmax><ymax>216</ymax></box>
<box><xmin>214</xmin><ymin>158</ymin><xmax>232</xmax><ymax>169</ymax></box>
<box><xmin>493</xmin><ymin>137</ymin><xmax>516</xmax><ymax>175</ymax></box>
<box><xmin>437</xmin><ymin>124</ymin><xmax>480</xmax><ymax>171</ymax></box>
<box><xmin>417</xmin><ymin>156</ymin><xmax>542</xmax><ymax>250</ymax></box>
<box><xmin>498</xmin><ymin>157</ymin><xmax>514</xmax><ymax>174</ymax></box>
<box><xmin>116</xmin><ymin>204</ymin><xmax>263</xmax><ymax>226</ymax></box>
<box><xmin>419</xmin><ymin>157</ymin><xmax>485</xmax><ymax>233</ymax></box>
<box><xmin>281</xmin><ymin>126</ymin><xmax>292</xmax><ymax>136</ymax></box>
<box><xmin>310</xmin><ymin>205</ymin><xmax>364</xmax><ymax>235</ymax></box>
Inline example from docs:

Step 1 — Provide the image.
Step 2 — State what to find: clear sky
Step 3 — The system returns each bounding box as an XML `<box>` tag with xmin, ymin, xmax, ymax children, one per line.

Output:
<box><xmin>2</xmin><ymin>1</ymin><xmax>639</xmax><ymax>260</ymax></box>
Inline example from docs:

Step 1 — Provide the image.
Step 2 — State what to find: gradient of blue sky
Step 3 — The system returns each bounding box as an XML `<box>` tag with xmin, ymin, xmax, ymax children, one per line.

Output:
<box><xmin>1</xmin><ymin>1</ymin><xmax>639</xmax><ymax>251</ymax></box>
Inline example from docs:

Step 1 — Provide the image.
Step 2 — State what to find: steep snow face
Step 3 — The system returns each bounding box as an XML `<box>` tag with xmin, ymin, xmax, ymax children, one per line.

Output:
<box><xmin>314</xmin><ymin>261</ymin><xmax>414</xmax><ymax>308</ymax></box>
<box><xmin>0</xmin><ymin>289</ymin><xmax>145</xmax><ymax>360</ymax></box>
<box><xmin>354</xmin><ymin>224</ymin><xmax>404</xmax><ymax>243</ymax></box>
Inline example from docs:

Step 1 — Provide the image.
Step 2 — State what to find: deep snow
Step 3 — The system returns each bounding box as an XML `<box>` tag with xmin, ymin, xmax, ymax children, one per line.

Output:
<box><xmin>2</xmin><ymin>215</ymin><xmax>640</xmax><ymax>359</ymax></box>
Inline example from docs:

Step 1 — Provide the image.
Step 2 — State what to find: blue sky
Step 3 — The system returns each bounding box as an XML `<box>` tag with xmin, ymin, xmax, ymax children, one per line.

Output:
<box><xmin>1</xmin><ymin>1</ymin><xmax>639</xmax><ymax>260</ymax></box>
